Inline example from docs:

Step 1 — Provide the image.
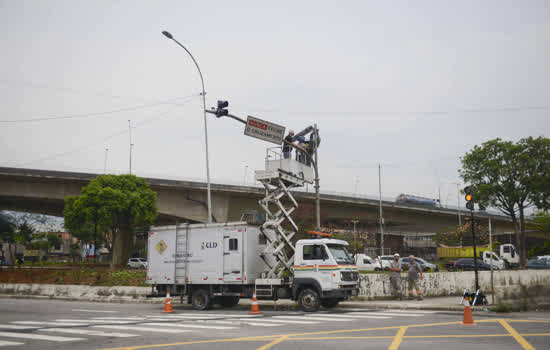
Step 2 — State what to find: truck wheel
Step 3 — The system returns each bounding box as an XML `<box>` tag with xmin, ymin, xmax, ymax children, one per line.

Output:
<box><xmin>321</xmin><ymin>299</ymin><xmax>339</xmax><ymax>308</ymax></box>
<box><xmin>191</xmin><ymin>289</ymin><xmax>211</xmax><ymax>310</ymax></box>
<box><xmin>298</xmin><ymin>288</ymin><xmax>321</xmax><ymax>312</ymax></box>
<box><xmin>220</xmin><ymin>296</ymin><xmax>240</xmax><ymax>308</ymax></box>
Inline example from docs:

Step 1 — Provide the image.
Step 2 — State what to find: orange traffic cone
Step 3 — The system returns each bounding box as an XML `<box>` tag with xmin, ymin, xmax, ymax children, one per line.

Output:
<box><xmin>250</xmin><ymin>291</ymin><xmax>261</xmax><ymax>314</ymax></box>
<box><xmin>162</xmin><ymin>291</ymin><xmax>174</xmax><ymax>313</ymax></box>
<box><xmin>462</xmin><ymin>300</ymin><xmax>474</xmax><ymax>325</ymax></box>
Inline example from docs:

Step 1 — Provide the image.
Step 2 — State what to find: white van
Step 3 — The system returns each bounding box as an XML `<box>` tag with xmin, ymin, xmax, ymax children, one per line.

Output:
<box><xmin>355</xmin><ymin>254</ymin><xmax>380</xmax><ymax>271</ymax></box>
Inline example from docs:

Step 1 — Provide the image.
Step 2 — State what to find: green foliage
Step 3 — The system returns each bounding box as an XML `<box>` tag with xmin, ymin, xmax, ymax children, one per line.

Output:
<box><xmin>15</xmin><ymin>222</ymin><xmax>35</xmax><ymax>246</ymax></box>
<box><xmin>64</xmin><ymin>174</ymin><xmax>158</xmax><ymax>266</ymax></box>
<box><xmin>521</xmin><ymin>137</ymin><xmax>550</xmax><ymax>211</ymax></box>
<box><xmin>528</xmin><ymin>241</ymin><xmax>550</xmax><ymax>258</ymax></box>
<box><xmin>527</xmin><ymin>212</ymin><xmax>550</xmax><ymax>234</ymax></box>
<box><xmin>433</xmin><ymin>219</ymin><xmax>489</xmax><ymax>246</ymax></box>
<box><xmin>0</xmin><ymin>213</ymin><xmax>15</xmax><ymax>243</ymax></box>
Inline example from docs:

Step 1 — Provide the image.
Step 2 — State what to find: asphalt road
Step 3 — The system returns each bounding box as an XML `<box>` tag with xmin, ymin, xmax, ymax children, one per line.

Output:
<box><xmin>0</xmin><ymin>298</ymin><xmax>548</xmax><ymax>350</ymax></box>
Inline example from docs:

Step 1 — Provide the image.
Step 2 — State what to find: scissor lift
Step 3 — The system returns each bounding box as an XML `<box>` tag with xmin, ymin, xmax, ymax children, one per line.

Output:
<box><xmin>255</xmin><ymin>147</ymin><xmax>314</xmax><ymax>279</ymax></box>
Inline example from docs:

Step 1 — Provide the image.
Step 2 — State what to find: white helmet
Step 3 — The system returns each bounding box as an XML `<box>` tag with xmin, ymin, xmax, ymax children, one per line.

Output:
<box><xmin>394</xmin><ymin>253</ymin><xmax>400</xmax><ymax>257</ymax></box>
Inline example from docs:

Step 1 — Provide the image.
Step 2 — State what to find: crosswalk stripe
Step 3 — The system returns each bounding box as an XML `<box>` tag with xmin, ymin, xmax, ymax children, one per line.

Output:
<box><xmin>12</xmin><ymin>321</ymin><xmax>88</xmax><ymax>327</ymax></box>
<box><xmin>348</xmin><ymin>312</ymin><xmax>422</xmax><ymax>317</ymax></box>
<box><xmin>0</xmin><ymin>325</ymin><xmax>39</xmax><ymax>330</ymax></box>
<box><xmin>151</xmin><ymin>313</ymin><xmax>260</xmax><ymax>318</ymax></box>
<box><xmin>377</xmin><ymin>312</ymin><xmax>425</xmax><ymax>317</ymax></box>
<box><xmin>39</xmin><ymin>328</ymin><xmax>138</xmax><ymax>338</ymax></box>
<box><xmin>0</xmin><ymin>340</ymin><xmax>24</xmax><ymax>347</ymax></box>
<box><xmin>55</xmin><ymin>319</ymin><xmax>134</xmax><ymax>324</ymax></box>
<box><xmin>92</xmin><ymin>325</ymin><xmax>191</xmax><ymax>334</ymax></box>
<box><xmin>92</xmin><ymin>317</ymin><xmax>144</xmax><ymax>321</ymax></box>
<box><xmin>145</xmin><ymin>315</ymin><xmax>220</xmax><ymax>320</ymax></box>
<box><xmin>0</xmin><ymin>331</ymin><xmax>85</xmax><ymax>342</ymax></box>
<box><xmin>72</xmin><ymin>309</ymin><xmax>117</xmax><ymax>313</ymax></box>
<box><xmin>320</xmin><ymin>314</ymin><xmax>391</xmax><ymax>319</ymax></box>
<box><xmin>273</xmin><ymin>316</ymin><xmax>354</xmax><ymax>322</ymax></box>
<box><xmin>142</xmin><ymin>322</ymin><xmax>236</xmax><ymax>330</ymax></box>
<box><xmin>383</xmin><ymin>310</ymin><xmax>438</xmax><ymax>314</ymax></box>
<box><xmin>243</xmin><ymin>318</ymin><xmax>320</xmax><ymax>325</ymax></box>
<box><xmin>199</xmin><ymin>320</ymin><xmax>282</xmax><ymax>327</ymax></box>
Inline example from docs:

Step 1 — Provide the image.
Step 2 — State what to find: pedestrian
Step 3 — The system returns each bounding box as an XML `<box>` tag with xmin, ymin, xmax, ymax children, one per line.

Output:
<box><xmin>407</xmin><ymin>255</ymin><xmax>423</xmax><ymax>300</ymax></box>
<box><xmin>282</xmin><ymin>130</ymin><xmax>295</xmax><ymax>159</ymax></box>
<box><xmin>389</xmin><ymin>253</ymin><xmax>402</xmax><ymax>300</ymax></box>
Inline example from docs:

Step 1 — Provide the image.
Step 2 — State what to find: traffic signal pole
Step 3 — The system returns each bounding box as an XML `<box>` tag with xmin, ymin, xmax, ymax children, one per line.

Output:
<box><xmin>471</xmin><ymin>209</ymin><xmax>479</xmax><ymax>291</ymax></box>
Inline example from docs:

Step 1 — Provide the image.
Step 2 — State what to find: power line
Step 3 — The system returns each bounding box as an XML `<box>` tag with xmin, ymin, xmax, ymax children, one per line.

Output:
<box><xmin>0</xmin><ymin>95</ymin><xmax>199</xmax><ymax>123</ymax></box>
<box><xmin>10</xmin><ymin>95</ymin><xmax>196</xmax><ymax>167</ymax></box>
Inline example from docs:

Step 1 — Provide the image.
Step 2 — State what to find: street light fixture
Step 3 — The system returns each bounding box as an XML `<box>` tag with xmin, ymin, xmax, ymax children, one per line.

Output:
<box><xmin>162</xmin><ymin>30</ymin><xmax>212</xmax><ymax>223</ymax></box>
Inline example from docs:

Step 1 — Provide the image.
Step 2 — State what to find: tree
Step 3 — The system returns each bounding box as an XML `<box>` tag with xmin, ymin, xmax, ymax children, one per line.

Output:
<box><xmin>433</xmin><ymin>219</ymin><xmax>489</xmax><ymax>247</ymax></box>
<box><xmin>64</xmin><ymin>174</ymin><xmax>158</xmax><ymax>267</ymax></box>
<box><xmin>0</xmin><ymin>212</ymin><xmax>16</xmax><ymax>264</ymax></box>
<box><xmin>459</xmin><ymin>137</ymin><xmax>550</xmax><ymax>266</ymax></box>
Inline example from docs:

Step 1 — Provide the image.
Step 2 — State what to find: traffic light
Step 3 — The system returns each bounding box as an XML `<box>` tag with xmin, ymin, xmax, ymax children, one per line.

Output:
<box><xmin>464</xmin><ymin>186</ymin><xmax>474</xmax><ymax>211</ymax></box>
<box><xmin>215</xmin><ymin>100</ymin><xmax>229</xmax><ymax>118</ymax></box>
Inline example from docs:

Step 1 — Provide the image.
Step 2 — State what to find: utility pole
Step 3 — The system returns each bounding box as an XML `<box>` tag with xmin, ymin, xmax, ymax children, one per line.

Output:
<box><xmin>489</xmin><ymin>217</ymin><xmax>494</xmax><ymax>304</ymax></box>
<box><xmin>243</xmin><ymin>165</ymin><xmax>248</xmax><ymax>186</ymax></box>
<box><xmin>128</xmin><ymin>120</ymin><xmax>133</xmax><ymax>175</ymax></box>
<box><xmin>103</xmin><ymin>148</ymin><xmax>109</xmax><ymax>174</ymax></box>
<box><xmin>314</xmin><ymin>124</ymin><xmax>321</xmax><ymax>230</ymax></box>
<box><xmin>456</xmin><ymin>183</ymin><xmax>462</xmax><ymax>226</ymax></box>
<box><xmin>378</xmin><ymin>164</ymin><xmax>384</xmax><ymax>255</ymax></box>
<box><xmin>351</xmin><ymin>219</ymin><xmax>359</xmax><ymax>258</ymax></box>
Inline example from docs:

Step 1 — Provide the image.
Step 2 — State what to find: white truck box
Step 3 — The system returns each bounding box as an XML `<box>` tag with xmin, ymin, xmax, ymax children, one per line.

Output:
<box><xmin>147</xmin><ymin>222</ymin><xmax>268</xmax><ymax>286</ymax></box>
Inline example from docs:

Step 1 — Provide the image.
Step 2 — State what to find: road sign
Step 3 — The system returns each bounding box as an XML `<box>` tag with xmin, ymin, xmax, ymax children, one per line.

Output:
<box><xmin>244</xmin><ymin>116</ymin><xmax>285</xmax><ymax>145</ymax></box>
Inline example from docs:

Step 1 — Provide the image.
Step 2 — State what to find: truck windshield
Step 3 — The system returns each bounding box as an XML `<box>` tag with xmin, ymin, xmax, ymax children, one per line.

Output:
<box><xmin>327</xmin><ymin>244</ymin><xmax>353</xmax><ymax>264</ymax></box>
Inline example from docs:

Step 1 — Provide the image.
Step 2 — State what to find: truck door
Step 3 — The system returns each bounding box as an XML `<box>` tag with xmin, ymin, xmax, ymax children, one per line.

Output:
<box><xmin>223</xmin><ymin>231</ymin><xmax>242</xmax><ymax>282</ymax></box>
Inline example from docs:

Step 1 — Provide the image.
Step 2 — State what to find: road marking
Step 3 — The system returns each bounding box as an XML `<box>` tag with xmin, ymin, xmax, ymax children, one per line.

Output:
<box><xmin>142</xmin><ymin>322</ymin><xmax>236</xmax><ymax>330</ymax></box>
<box><xmin>92</xmin><ymin>325</ymin><xmax>192</xmax><ymax>334</ymax></box>
<box><xmin>234</xmin><ymin>318</ymin><xmax>319</xmax><ymax>325</ymax></box>
<box><xmin>145</xmin><ymin>315</ymin><xmax>220</xmax><ymax>320</ymax></box>
<box><xmin>273</xmin><ymin>315</ymin><xmax>354</xmax><ymax>322</ymax></box>
<box><xmin>151</xmin><ymin>313</ymin><xmax>260</xmax><ymax>318</ymax></box>
<box><xmin>92</xmin><ymin>317</ymin><xmax>145</xmax><ymax>321</ymax></box>
<box><xmin>375</xmin><ymin>312</ymin><xmax>425</xmax><ymax>317</ymax></box>
<box><xmin>388</xmin><ymin>326</ymin><xmax>407</xmax><ymax>350</ymax></box>
<box><xmin>381</xmin><ymin>309</ymin><xmax>438</xmax><ymax>314</ymax></box>
<box><xmin>72</xmin><ymin>309</ymin><xmax>117</xmax><ymax>313</ymax></box>
<box><xmin>326</xmin><ymin>314</ymin><xmax>391</xmax><ymax>319</ymax></box>
<box><xmin>12</xmin><ymin>321</ymin><xmax>89</xmax><ymax>327</ymax></box>
<box><xmin>200</xmin><ymin>320</ymin><xmax>282</xmax><ymax>327</ymax></box>
<box><xmin>40</xmin><ymin>328</ymin><xmax>138</xmax><ymax>338</ymax></box>
<box><xmin>55</xmin><ymin>319</ymin><xmax>134</xmax><ymax>324</ymax></box>
<box><xmin>0</xmin><ymin>340</ymin><xmax>24</xmax><ymax>347</ymax></box>
<box><xmin>0</xmin><ymin>331</ymin><xmax>85</xmax><ymax>342</ymax></box>
<box><xmin>257</xmin><ymin>335</ymin><xmax>288</xmax><ymax>350</ymax></box>
<box><xmin>0</xmin><ymin>325</ymin><xmax>39</xmax><ymax>330</ymax></box>
<box><xmin>499</xmin><ymin>319</ymin><xmax>535</xmax><ymax>350</ymax></box>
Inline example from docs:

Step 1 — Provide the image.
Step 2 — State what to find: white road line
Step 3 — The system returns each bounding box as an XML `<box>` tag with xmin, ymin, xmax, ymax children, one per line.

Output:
<box><xmin>383</xmin><ymin>310</ymin><xmax>438</xmax><ymax>314</ymax></box>
<box><xmin>243</xmin><ymin>318</ymin><xmax>320</xmax><ymax>325</ymax></box>
<box><xmin>40</xmin><ymin>328</ymin><xmax>138</xmax><ymax>338</ymax></box>
<box><xmin>0</xmin><ymin>340</ymin><xmax>24</xmax><ymax>347</ymax></box>
<box><xmin>377</xmin><ymin>312</ymin><xmax>425</xmax><ymax>317</ymax></box>
<box><xmin>72</xmin><ymin>309</ymin><xmax>117</xmax><ymax>313</ymax></box>
<box><xmin>320</xmin><ymin>314</ymin><xmax>391</xmax><ymax>319</ymax></box>
<box><xmin>273</xmin><ymin>316</ymin><xmax>354</xmax><ymax>322</ymax></box>
<box><xmin>142</xmin><ymin>322</ymin><xmax>235</xmax><ymax>330</ymax></box>
<box><xmin>0</xmin><ymin>325</ymin><xmax>39</xmax><ymax>330</ymax></box>
<box><xmin>0</xmin><ymin>331</ymin><xmax>85</xmax><ymax>342</ymax></box>
<box><xmin>145</xmin><ymin>315</ymin><xmax>220</xmax><ymax>320</ymax></box>
<box><xmin>152</xmin><ymin>313</ymin><xmax>260</xmax><ymax>318</ymax></box>
<box><xmin>348</xmin><ymin>312</ymin><xmax>422</xmax><ymax>317</ymax></box>
<box><xmin>92</xmin><ymin>317</ymin><xmax>144</xmax><ymax>321</ymax></box>
<box><xmin>199</xmin><ymin>320</ymin><xmax>282</xmax><ymax>327</ymax></box>
<box><xmin>12</xmin><ymin>321</ymin><xmax>89</xmax><ymax>327</ymax></box>
<box><xmin>55</xmin><ymin>319</ymin><xmax>134</xmax><ymax>324</ymax></box>
<box><xmin>92</xmin><ymin>325</ymin><xmax>191</xmax><ymax>334</ymax></box>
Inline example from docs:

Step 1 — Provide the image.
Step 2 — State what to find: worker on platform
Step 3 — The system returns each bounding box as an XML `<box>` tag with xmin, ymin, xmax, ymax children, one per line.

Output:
<box><xmin>282</xmin><ymin>130</ymin><xmax>295</xmax><ymax>159</ymax></box>
<box><xmin>296</xmin><ymin>136</ymin><xmax>307</xmax><ymax>163</ymax></box>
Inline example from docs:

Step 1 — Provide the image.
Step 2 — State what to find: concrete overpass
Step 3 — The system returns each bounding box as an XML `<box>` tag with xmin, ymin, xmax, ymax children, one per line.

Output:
<box><xmin>0</xmin><ymin>167</ymin><xmax>515</xmax><ymax>235</ymax></box>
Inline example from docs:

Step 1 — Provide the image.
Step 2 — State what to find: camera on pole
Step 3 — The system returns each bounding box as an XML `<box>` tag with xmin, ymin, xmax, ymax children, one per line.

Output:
<box><xmin>464</xmin><ymin>186</ymin><xmax>474</xmax><ymax>211</ymax></box>
<box><xmin>215</xmin><ymin>100</ymin><xmax>229</xmax><ymax>118</ymax></box>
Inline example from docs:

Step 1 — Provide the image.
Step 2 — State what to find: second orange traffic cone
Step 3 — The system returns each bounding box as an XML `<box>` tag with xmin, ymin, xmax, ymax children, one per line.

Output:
<box><xmin>162</xmin><ymin>291</ymin><xmax>174</xmax><ymax>313</ymax></box>
<box><xmin>250</xmin><ymin>291</ymin><xmax>261</xmax><ymax>314</ymax></box>
<box><xmin>462</xmin><ymin>300</ymin><xmax>474</xmax><ymax>325</ymax></box>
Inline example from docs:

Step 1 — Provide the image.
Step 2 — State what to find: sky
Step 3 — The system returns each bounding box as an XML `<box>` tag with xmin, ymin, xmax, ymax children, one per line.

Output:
<box><xmin>1</xmin><ymin>0</ymin><xmax>549</xmax><ymax>208</ymax></box>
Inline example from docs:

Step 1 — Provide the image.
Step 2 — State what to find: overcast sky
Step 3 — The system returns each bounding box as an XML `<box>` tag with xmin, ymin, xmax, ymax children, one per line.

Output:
<box><xmin>1</xmin><ymin>0</ymin><xmax>549</xmax><ymax>208</ymax></box>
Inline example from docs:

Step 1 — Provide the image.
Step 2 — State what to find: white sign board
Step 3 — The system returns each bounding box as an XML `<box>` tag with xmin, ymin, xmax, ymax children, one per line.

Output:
<box><xmin>244</xmin><ymin>116</ymin><xmax>285</xmax><ymax>145</ymax></box>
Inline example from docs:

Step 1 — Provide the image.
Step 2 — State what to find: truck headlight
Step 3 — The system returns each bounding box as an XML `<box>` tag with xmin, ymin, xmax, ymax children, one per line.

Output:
<box><xmin>340</xmin><ymin>271</ymin><xmax>344</xmax><ymax>280</ymax></box>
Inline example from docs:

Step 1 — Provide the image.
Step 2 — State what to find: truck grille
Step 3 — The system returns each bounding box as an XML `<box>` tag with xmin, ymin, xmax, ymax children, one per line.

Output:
<box><xmin>341</xmin><ymin>271</ymin><xmax>359</xmax><ymax>281</ymax></box>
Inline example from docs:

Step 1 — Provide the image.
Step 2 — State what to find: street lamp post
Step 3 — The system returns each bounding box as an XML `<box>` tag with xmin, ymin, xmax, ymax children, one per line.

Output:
<box><xmin>162</xmin><ymin>30</ymin><xmax>212</xmax><ymax>223</ymax></box>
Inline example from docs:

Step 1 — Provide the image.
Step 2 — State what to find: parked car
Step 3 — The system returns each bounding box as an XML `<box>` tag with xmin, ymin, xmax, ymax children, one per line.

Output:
<box><xmin>400</xmin><ymin>256</ymin><xmax>439</xmax><ymax>272</ymax></box>
<box><xmin>355</xmin><ymin>254</ymin><xmax>380</xmax><ymax>271</ymax></box>
<box><xmin>376</xmin><ymin>255</ymin><xmax>394</xmax><ymax>270</ymax></box>
<box><xmin>127</xmin><ymin>258</ymin><xmax>148</xmax><ymax>269</ymax></box>
<box><xmin>526</xmin><ymin>258</ymin><xmax>550</xmax><ymax>269</ymax></box>
<box><xmin>446</xmin><ymin>258</ymin><xmax>491</xmax><ymax>271</ymax></box>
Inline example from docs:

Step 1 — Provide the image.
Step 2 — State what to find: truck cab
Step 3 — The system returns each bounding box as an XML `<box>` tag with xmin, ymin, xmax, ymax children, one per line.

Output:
<box><xmin>292</xmin><ymin>238</ymin><xmax>359</xmax><ymax>311</ymax></box>
<box><xmin>480</xmin><ymin>251</ymin><xmax>505</xmax><ymax>269</ymax></box>
<box><xmin>500</xmin><ymin>244</ymin><xmax>520</xmax><ymax>268</ymax></box>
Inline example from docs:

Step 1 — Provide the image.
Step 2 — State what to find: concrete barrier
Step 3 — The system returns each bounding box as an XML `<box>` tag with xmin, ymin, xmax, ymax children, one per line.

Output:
<box><xmin>0</xmin><ymin>283</ymin><xmax>160</xmax><ymax>303</ymax></box>
<box><xmin>358</xmin><ymin>270</ymin><xmax>550</xmax><ymax>302</ymax></box>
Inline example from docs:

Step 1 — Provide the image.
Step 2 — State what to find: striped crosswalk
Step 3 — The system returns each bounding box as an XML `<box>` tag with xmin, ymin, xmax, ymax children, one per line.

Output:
<box><xmin>0</xmin><ymin>309</ymin><xmax>437</xmax><ymax>347</ymax></box>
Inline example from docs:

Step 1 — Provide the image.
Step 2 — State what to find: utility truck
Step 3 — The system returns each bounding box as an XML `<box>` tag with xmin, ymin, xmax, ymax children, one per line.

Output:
<box><xmin>147</xmin><ymin>123</ymin><xmax>359</xmax><ymax>312</ymax></box>
<box><xmin>437</xmin><ymin>243</ymin><xmax>519</xmax><ymax>268</ymax></box>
